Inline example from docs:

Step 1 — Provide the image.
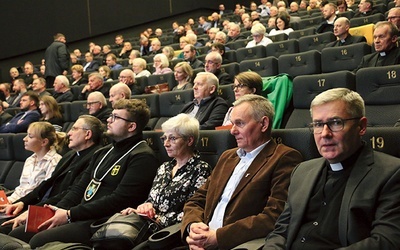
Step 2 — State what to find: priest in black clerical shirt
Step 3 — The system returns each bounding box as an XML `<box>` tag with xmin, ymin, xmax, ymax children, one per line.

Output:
<box><xmin>355</xmin><ymin>21</ymin><xmax>400</xmax><ymax>72</ymax></box>
<box><xmin>326</xmin><ymin>17</ymin><xmax>367</xmax><ymax>47</ymax></box>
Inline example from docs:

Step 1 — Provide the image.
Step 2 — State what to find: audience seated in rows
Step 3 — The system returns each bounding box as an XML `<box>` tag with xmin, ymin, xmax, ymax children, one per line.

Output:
<box><xmin>0</xmin><ymin>116</ymin><xmax>103</xmax><ymax>235</ymax></box>
<box><xmin>79</xmin><ymin>73</ymin><xmax>110</xmax><ymax>100</ymax></box>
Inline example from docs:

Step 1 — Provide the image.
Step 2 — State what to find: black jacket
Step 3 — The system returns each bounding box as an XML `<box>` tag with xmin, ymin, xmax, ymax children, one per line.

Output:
<box><xmin>44</xmin><ymin>41</ymin><xmax>70</xmax><ymax>77</ymax></box>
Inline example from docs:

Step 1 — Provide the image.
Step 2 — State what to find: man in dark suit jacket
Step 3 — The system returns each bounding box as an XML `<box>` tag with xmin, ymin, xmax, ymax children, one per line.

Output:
<box><xmin>183</xmin><ymin>45</ymin><xmax>204</xmax><ymax>69</ymax></box>
<box><xmin>0</xmin><ymin>115</ymin><xmax>103</xmax><ymax>233</ymax></box>
<box><xmin>182</xmin><ymin>94</ymin><xmax>302</xmax><ymax>249</ymax></box>
<box><xmin>180</xmin><ymin>72</ymin><xmax>228</xmax><ymax>130</ymax></box>
<box><xmin>8</xmin><ymin>99</ymin><xmax>159</xmax><ymax>248</ymax></box>
<box><xmin>82</xmin><ymin>52</ymin><xmax>100</xmax><ymax>72</ymax></box>
<box><xmin>264</xmin><ymin>88</ymin><xmax>400</xmax><ymax>249</ymax></box>
<box><xmin>353</xmin><ymin>0</ymin><xmax>378</xmax><ymax>17</ymax></box>
<box><xmin>355</xmin><ymin>21</ymin><xmax>400</xmax><ymax>72</ymax></box>
<box><xmin>44</xmin><ymin>33</ymin><xmax>70</xmax><ymax>88</ymax></box>
<box><xmin>317</xmin><ymin>3</ymin><xmax>337</xmax><ymax>33</ymax></box>
<box><xmin>204</xmin><ymin>52</ymin><xmax>233</xmax><ymax>85</ymax></box>
<box><xmin>211</xmin><ymin>12</ymin><xmax>222</xmax><ymax>30</ymax></box>
<box><xmin>0</xmin><ymin>92</ymin><xmax>40</xmax><ymax>133</ymax></box>
<box><xmin>326</xmin><ymin>17</ymin><xmax>367</xmax><ymax>47</ymax></box>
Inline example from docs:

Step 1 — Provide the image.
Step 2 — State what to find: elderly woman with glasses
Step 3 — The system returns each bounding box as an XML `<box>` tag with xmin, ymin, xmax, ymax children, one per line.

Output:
<box><xmin>222</xmin><ymin>72</ymin><xmax>263</xmax><ymax>126</ymax></box>
<box><xmin>152</xmin><ymin>54</ymin><xmax>173</xmax><ymax>75</ymax></box>
<box><xmin>246</xmin><ymin>23</ymin><xmax>273</xmax><ymax>48</ymax></box>
<box><xmin>121</xmin><ymin>113</ymin><xmax>211</xmax><ymax>230</ymax></box>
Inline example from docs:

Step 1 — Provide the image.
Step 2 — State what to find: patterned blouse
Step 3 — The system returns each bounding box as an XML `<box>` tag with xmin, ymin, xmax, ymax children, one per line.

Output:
<box><xmin>146</xmin><ymin>153</ymin><xmax>211</xmax><ymax>227</ymax></box>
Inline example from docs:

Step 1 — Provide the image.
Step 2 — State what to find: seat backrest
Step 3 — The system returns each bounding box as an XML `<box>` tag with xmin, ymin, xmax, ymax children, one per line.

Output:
<box><xmin>337</xmin><ymin>11</ymin><xmax>355</xmax><ymax>19</ymax></box>
<box><xmin>239</xmin><ymin>57</ymin><xmax>279</xmax><ymax>77</ymax></box>
<box><xmin>224</xmin><ymin>50</ymin><xmax>237</xmax><ymax>63</ymax></box>
<box><xmin>217</xmin><ymin>84</ymin><xmax>235</xmax><ymax>107</ymax></box>
<box><xmin>349</xmin><ymin>23</ymin><xmax>374</xmax><ymax>46</ymax></box>
<box><xmin>267</xmin><ymin>33</ymin><xmax>289</xmax><ymax>42</ymax></box>
<box><xmin>58</xmin><ymin>102</ymin><xmax>71</xmax><ymax>123</ymax></box>
<box><xmin>143</xmin><ymin>131</ymin><xmax>170</xmax><ymax>164</ymax></box>
<box><xmin>236</xmin><ymin>45</ymin><xmax>267</xmax><ymax>62</ymax></box>
<box><xmin>356</xmin><ymin>65</ymin><xmax>400</xmax><ymax>127</ymax></box>
<box><xmin>286</xmin><ymin>70</ymin><xmax>356</xmax><ymax>128</ymax></box>
<box><xmin>229</xmin><ymin>39</ymin><xmax>250</xmax><ymax>50</ymax></box>
<box><xmin>70</xmin><ymin>100</ymin><xmax>89</xmax><ymax>122</ymax></box>
<box><xmin>110</xmin><ymin>67</ymin><xmax>126</xmax><ymax>80</ymax></box>
<box><xmin>0</xmin><ymin>134</ymin><xmax>15</xmax><ymax>184</ymax></box>
<box><xmin>288</xmin><ymin>27</ymin><xmax>316</xmax><ymax>40</ymax></box>
<box><xmin>321</xmin><ymin>42</ymin><xmax>371</xmax><ymax>73</ymax></box>
<box><xmin>266</xmin><ymin>39</ymin><xmax>299</xmax><ymax>58</ymax></box>
<box><xmin>197</xmin><ymin>45</ymin><xmax>210</xmax><ymax>55</ymax></box>
<box><xmin>220</xmin><ymin>62</ymin><xmax>240</xmax><ymax>77</ymax></box>
<box><xmin>147</xmin><ymin>72</ymin><xmax>177</xmax><ymax>91</ymax></box>
<box><xmin>13</xmin><ymin>133</ymin><xmax>32</xmax><ymax>162</ymax></box>
<box><xmin>298</xmin><ymin>32</ymin><xmax>336</xmax><ymax>52</ymax></box>
<box><xmin>350</xmin><ymin>13</ymin><xmax>385</xmax><ymax>28</ymax></box>
<box><xmin>154</xmin><ymin>89</ymin><xmax>194</xmax><ymax>129</ymax></box>
<box><xmin>70</xmin><ymin>85</ymin><xmax>85</xmax><ymax>101</ymax></box>
<box><xmin>271</xmin><ymin>128</ymin><xmax>320</xmax><ymax>161</ymax></box>
<box><xmin>298</xmin><ymin>16</ymin><xmax>323</xmax><ymax>30</ymax></box>
<box><xmin>278</xmin><ymin>50</ymin><xmax>321</xmax><ymax>78</ymax></box>
<box><xmin>363</xmin><ymin>127</ymin><xmax>400</xmax><ymax>158</ymax></box>
<box><xmin>196</xmin><ymin>130</ymin><xmax>237</xmax><ymax>169</ymax></box>
<box><xmin>131</xmin><ymin>93</ymin><xmax>160</xmax><ymax>130</ymax></box>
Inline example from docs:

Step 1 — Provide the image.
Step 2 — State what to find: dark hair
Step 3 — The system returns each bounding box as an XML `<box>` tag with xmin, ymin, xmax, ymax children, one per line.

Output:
<box><xmin>78</xmin><ymin>115</ymin><xmax>104</xmax><ymax>145</ymax></box>
<box><xmin>276</xmin><ymin>12</ymin><xmax>291</xmax><ymax>30</ymax></box>
<box><xmin>211</xmin><ymin>42</ymin><xmax>226</xmax><ymax>55</ymax></box>
<box><xmin>22</xmin><ymin>91</ymin><xmax>39</xmax><ymax>107</ymax></box>
<box><xmin>113</xmin><ymin>99</ymin><xmax>150</xmax><ymax>133</ymax></box>
<box><xmin>235</xmin><ymin>72</ymin><xmax>263</xmax><ymax>95</ymax></box>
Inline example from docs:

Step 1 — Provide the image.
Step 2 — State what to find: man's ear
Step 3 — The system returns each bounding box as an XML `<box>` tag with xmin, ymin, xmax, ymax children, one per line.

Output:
<box><xmin>261</xmin><ymin>116</ymin><xmax>269</xmax><ymax>132</ymax></box>
<box><xmin>209</xmin><ymin>85</ymin><xmax>216</xmax><ymax>95</ymax></box>
<box><xmin>127</xmin><ymin>122</ymin><xmax>137</xmax><ymax>133</ymax></box>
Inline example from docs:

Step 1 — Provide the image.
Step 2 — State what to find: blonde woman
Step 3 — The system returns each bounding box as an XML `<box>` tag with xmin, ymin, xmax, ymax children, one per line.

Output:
<box><xmin>7</xmin><ymin>122</ymin><xmax>66</xmax><ymax>203</ymax></box>
<box><xmin>152</xmin><ymin>54</ymin><xmax>173</xmax><ymax>75</ymax></box>
<box><xmin>172</xmin><ymin>62</ymin><xmax>193</xmax><ymax>91</ymax></box>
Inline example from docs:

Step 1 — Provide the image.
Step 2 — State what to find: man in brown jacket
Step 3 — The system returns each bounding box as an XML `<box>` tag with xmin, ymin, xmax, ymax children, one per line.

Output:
<box><xmin>182</xmin><ymin>94</ymin><xmax>303</xmax><ymax>249</ymax></box>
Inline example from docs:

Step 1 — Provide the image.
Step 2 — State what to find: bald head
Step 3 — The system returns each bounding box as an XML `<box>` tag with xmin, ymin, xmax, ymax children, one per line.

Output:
<box><xmin>109</xmin><ymin>83</ymin><xmax>132</xmax><ymax>108</ymax></box>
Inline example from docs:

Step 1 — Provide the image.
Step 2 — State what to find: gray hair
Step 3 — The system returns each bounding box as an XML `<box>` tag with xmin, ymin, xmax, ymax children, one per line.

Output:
<box><xmin>161</xmin><ymin>113</ymin><xmax>200</xmax><ymax>148</ymax></box>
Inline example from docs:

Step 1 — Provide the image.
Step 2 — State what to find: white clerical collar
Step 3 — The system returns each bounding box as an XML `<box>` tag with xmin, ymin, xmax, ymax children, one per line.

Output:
<box><xmin>330</xmin><ymin>162</ymin><xmax>343</xmax><ymax>171</ymax></box>
<box><xmin>380</xmin><ymin>52</ymin><xmax>387</xmax><ymax>57</ymax></box>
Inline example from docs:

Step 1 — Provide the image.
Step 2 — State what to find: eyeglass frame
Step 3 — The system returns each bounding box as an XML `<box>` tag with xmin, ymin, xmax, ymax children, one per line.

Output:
<box><xmin>232</xmin><ymin>83</ymin><xmax>249</xmax><ymax>90</ymax></box>
<box><xmin>70</xmin><ymin>126</ymin><xmax>89</xmax><ymax>132</ymax></box>
<box><xmin>308</xmin><ymin>117</ymin><xmax>361</xmax><ymax>134</ymax></box>
<box><xmin>160</xmin><ymin>135</ymin><xmax>183</xmax><ymax>143</ymax></box>
<box><xmin>86</xmin><ymin>101</ymin><xmax>100</xmax><ymax>107</ymax></box>
<box><xmin>387</xmin><ymin>16</ymin><xmax>400</xmax><ymax>20</ymax></box>
<box><xmin>108</xmin><ymin>113</ymin><xmax>135</xmax><ymax>123</ymax></box>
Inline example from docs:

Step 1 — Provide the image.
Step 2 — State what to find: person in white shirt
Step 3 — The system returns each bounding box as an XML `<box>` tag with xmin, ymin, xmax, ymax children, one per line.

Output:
<box><xmin>6</xmin><ymin>122</ymin><xmax>66</xmax><ymax>203</ymax></box>
<box><xmin>268</xmin><ymin>13</ymin><xmax>294</xmax><ymax>36</ymax></box>
<box><xmin>246</xmin><ymin>23</ymin><xmax>273</xmax><ymax>48</ymax></box>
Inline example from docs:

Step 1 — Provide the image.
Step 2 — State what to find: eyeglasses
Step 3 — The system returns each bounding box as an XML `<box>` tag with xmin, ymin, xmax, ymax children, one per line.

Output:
<box><xmin>205</xmin><ymin>60</ymin><xmax>218</xmax><ymax>65</ymax></box>
<box><xmin>160</xmin><ymin>135</ymin><xmax>183</xmax><ymax>143</ymax></box>
<box><xmin>232</xmin><ymin>83</ymin><xmax>248</xmax><ymax>90</ymax></box>
<box><xmin>118</xmin><ymin>76</ymin><xmax>129</xmax><ymax>79</ymax></box>
<box><xmin>109</xmin><ymin>113</ymin><xmax>134</xmax><ymax>123</ymax></box>
<box><xmin>70</xmin><ymin>126</ymin><xmax>89</xmax><ymax>132</ymax></box>
<box><xmin>86</xmin><ymin>101</ymin><xmax>100</xmax><ymax>107</ymax></box>
<box><xmin>309</xmin><ymin>117</ymin><xmax>361</xmax><ymax>134</ymax></box>
<box><xmin>387</xmin><ymin>16</ymin><xmax>400</xmax><ymax>20</ymax></box>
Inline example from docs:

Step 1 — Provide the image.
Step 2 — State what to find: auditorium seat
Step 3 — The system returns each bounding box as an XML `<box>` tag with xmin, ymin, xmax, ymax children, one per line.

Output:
<box><xmin>266</xmin><ymin>39</ymin><xmax>299</xmax><ymax>58</ymax></box>
<box><xmin>143</xmin><ymin>130</ymin><xmax>169</xmax><ymax>164</ymax></box>
<box><xmin>236</xmin><ymin>46</ymin><xmax>267</xmax><ymax>62</ymax></box>
<box><xmin>154</xmin><ymin>89</ymin><xmax>194</xmax><ymax>130</ymax></box>
<box><xmin>68</xmin><ymin>101</ymin><xmax>88</xmax><ymax>132</ymax></box>
<box><xmin>336</xmin><ymin>10</ymin><xmax>355</xmax><ymax>19</ymax></box>
<box><xmin>131</xmin><ymin>93</ymin><xmax>160</xmax><ymax>130</ymax></box>
<box><xmin>0</xmin><ymin>134</ymin><xmax>15</xmax><ymax>184</ymax></box>
<box><xmin>350</xmin><ymin>13</ymin><xmax>385</xmax><ymax>28</ymax></box>
<box><xmin>217</xmin><ymin>84</ymin><xmax>235</xmax><ymax>107</ymax></box>
<box><xmin>349</xmin><ymin>23</ymin><xmax>374</xmax><ymax>46</ymax></box>
<box><xmin>298</xmin><ymin>32</ymin><xmax>336</xmax><ymax>52</ymax></box>
<box><xmin>239</xmin><ymin>57</ymin><xmax>279</xmax><ymax>77</ymax></box>
<box><xmin>220</xmin><ymin>62</ymin><xmax>240</xmax><ymax>78</ymax></box>
<box><xmin>196</xmin><ymin>130</ymin><xmax>237</xmax><ymax>169</ymax></box>
<box><xmin>147</xmin><ymin>72</ymin><xmax>177</xmax><ymax>91</ymax></box>
<box><xmin>285</xmin><ymin>70</ymin><xmax>356</xmax><ymax>128</ymax></box>
<box><xmin>321</xmin><ymin>42</ymin><xmax>371</xmax><ymax>73</ymax></box>
<box><xmin>271</xmin><ymin>128</ymin><xmax>320</xmax><ymax>161</ymax></box>
<box><xmin>225</xmin><ymin>50</ymin><xmax>237</xmax><ymax>63</ymax></box>
<box><xmin>297</xmin><ymin>16</ymin><xmax>323</xmax><ymax>30</ymax></box>
<box><xmin>363</xmin><ymin>127</ymin><xmax>400</xmax><ymax>158</ymax></box>
<box><xmin>356</xmin><ymin>65</ymin><xmax>400</xmax><ymax>127</ymax></box>
<box><xmin>197</xmin><ymin>45</ymin><xmax>210</xmax><ymax>55</ymax></box>
<box><xmin>267</xmin><ymin>33</ymin><xmax>289</xmax><ymax>42</ymax></box>
<box><xmin>226</xmin><ymin>39</ymin><xmax>250</xmax><ymax>50</ymax></box>
<box><xmin>288</xmin><ymin>27</ymin><xmax>316</xmax><ymax>40</ymax></box>
<box><xmin>278</xmin><ymin>50</ymin><xmax>321</xmax><ymax>78</ymax></box>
